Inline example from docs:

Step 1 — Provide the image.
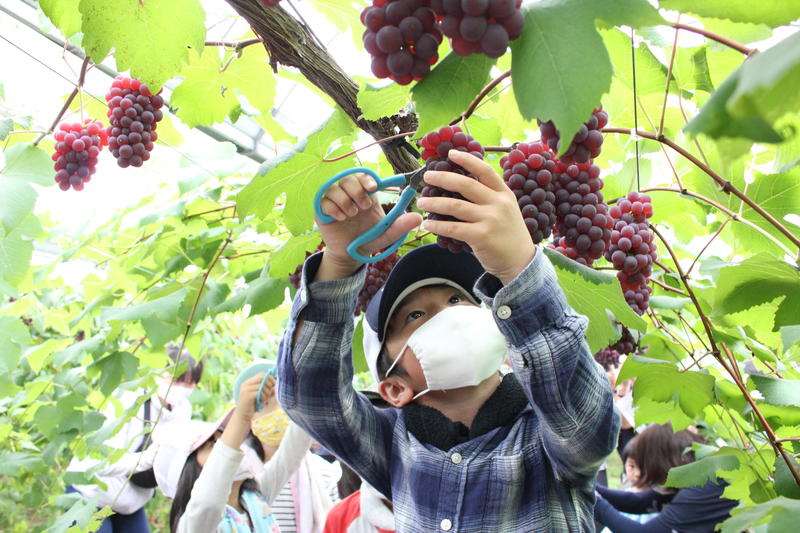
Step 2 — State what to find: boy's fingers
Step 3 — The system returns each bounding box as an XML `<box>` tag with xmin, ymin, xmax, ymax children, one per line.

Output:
<box><xmin>324</xmin><ymin>183</ymin><xmax>359</xmax><ymax>217</ymax></box>
<box><xmin>360</xmin><ymin>212</ymin><xmax>422</xmax><ymax>253</ymax></box>
<box><xmin>319</xmin><ymin>197</ymin><xmax>347</xmax><ymax>221</ymax></box>
<box><xmin>424</xmin><ymin>171</ymin><xmax>489</xmax><ymax>204</ymax></box>
<box><xmin>447</xmin><ymin>150</ymin><xmax>507</xmax><ymax>192</ymax></box>
<box><xmin>339</xmin><ymin>175</ymin><xmax>375</xmax><ymax>211</ymax></box>
<box><xmin>417</xmin><ymin>197</ymin><xmax>481</xmax><ymax>222</ymax></box>
<box><xmin>421</xmin><ymin>218</ymin><xmax>472</xmax><ymax>242</ymax></box>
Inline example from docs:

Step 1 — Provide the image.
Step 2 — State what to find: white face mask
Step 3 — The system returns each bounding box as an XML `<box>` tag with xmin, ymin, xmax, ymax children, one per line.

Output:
<box><xmin>386</xmin><ymin>305</ymin><xmax>507</xmax><ymax>400</ymax></box>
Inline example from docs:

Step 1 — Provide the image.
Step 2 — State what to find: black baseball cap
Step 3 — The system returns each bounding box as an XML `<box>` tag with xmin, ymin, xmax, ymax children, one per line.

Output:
<box><xmin>365</xmin><ymin>244</ymin><xmax>485</xmax><ymax>343</ymax></box>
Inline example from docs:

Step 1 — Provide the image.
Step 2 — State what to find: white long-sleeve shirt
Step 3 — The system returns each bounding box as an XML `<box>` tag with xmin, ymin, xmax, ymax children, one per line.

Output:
<box><xmin>176</xmin><ymin>423</ymin><xmax>312</xmax><ymax>533</ymax></box>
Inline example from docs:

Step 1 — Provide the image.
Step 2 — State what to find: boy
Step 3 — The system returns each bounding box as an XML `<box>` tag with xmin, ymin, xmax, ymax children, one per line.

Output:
<box><xmin>278</xmin><ymin>150</ymin><xmax>619</xmax><ymax>532</ymax></box>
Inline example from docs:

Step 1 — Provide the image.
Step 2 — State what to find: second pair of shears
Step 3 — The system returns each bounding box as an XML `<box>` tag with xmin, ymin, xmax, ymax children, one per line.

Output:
<box><xmin>313</xmin><ymin>166</ymin><xmax>426</xmax><ymax>263</ymax></box>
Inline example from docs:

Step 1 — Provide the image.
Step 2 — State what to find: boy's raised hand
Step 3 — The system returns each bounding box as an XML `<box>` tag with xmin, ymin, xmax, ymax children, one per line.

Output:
<box><xmin>418</xmin><ymin>150</ymin><xmax>535</xmax><ymax>285</ymax></box>
<box><xmin>236</xmin><ymin>373</ymin><xmax>275</xmax><ymax>422</ymax></box>
<box><xmin>316</xmin><ymin>173</ymin><xmax>422</xmax><ymax>280</ymax></box>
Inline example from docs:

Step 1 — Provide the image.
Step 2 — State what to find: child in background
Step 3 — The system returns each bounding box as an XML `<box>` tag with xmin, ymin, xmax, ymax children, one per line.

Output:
<box><xmin>155</xmin><ymin>371</ymin><xmax>311</xmax><ymax>533</ymax></box>
<box><xmin>279</xmin><ymin>151</ymin><xmax>619</xmax><ymax>532</ymax></box>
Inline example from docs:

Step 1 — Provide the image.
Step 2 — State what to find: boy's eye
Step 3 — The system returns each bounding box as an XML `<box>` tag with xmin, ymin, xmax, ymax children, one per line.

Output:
<box><xmin>449</xmin><ymin>294</ymin><xmax>463</xmax><ymax>304</ymax></box>
<box><xmin>406</xmin><ymin>310</ymin><xmax>424</xmax><ymax>323</ymax></box>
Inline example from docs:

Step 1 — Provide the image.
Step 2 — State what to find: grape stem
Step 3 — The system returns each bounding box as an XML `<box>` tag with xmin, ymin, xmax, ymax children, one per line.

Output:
<box><xmin>603</xmin><ymin>128</ymin><xmax>800</xmax><ymax>251</ymax></box>
<box><xmin>649</xmin><ymin>276</ymin><xmax>687</xmax><ymax>296</ymax></box>
<box><xmin>449</xmin><ymin>69</ymin><xmax>511</xmax><ymax>126</ymax></box>
<box><xmin>33</xmin><ymin>56</ymin><xmax>91</xmax><ymax>146</ymax></box>
<box><xmin>322</xmin><ymin>131</ymin><xmax>417</xmax><ymax>163</ymax></box>
<box><xmin>183</xmin><ymin>204</ymin><xmax>237</xmax><ymax>220</ymax></box>
<box><xmin>205</xmin><ymin>37</ymin><xmax>263</xmax><ymax>51</ymax></box>
<box><xmin>670</xmin><ymin>22</ymin><xmax>756</xmax><ymax>56</ymax></box>
<box><xmin>651</xmin><ymin>222</ymin><xmax>800</xmax><ymax>487</ymax></box>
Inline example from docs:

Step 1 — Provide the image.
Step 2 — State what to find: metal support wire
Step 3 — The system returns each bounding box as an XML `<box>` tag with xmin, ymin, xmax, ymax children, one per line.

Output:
<box><xmin>630</xmin><ymin>27</ymin><xmax>641</xmax><ymax>191</ymax></box>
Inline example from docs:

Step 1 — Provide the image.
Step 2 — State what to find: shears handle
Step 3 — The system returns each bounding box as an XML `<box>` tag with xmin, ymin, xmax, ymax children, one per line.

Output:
<box><xmin>314</xmin><ymin>167</ymin><xmax>417</xmax><ymax>264</ymax></box>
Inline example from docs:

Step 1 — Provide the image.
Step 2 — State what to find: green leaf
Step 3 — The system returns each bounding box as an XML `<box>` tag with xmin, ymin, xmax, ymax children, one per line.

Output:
<box><xmin>307</xmin><ymin>0</ymin><xmax>364</xmax><ymax>48</ymax></box>
<box><xmin>0</xmin><ymin>316</ymin><xmax>32</xmax><ymax>374</ymax></box>
<box><xmin>0</xmin><ymin>144</ymin><xmax>51</xmax><ymax>239</ymax></box>
<box><xmin>0</xmin><ymin>118</ymin><xmax>12</xmax><ymax>140</ymax></box>
<box><xmin>214</xmin><ymin>275</ymin><xmax>288</xmax><ymax>317</ymax></box>
<box><xmin>238</xmin><ymin>108</ymin><xmax>358</xmax><ymax>234</ymax></box>
<box><xmin>357</xmin><ymin>81</ymin><xmax>410</xmax><ymax>121</ymax></box>
<box><xmin>268</xmin><ymin>232</ymin><xmax>322</xmax><ymax>279</ymax></box>
<box><xmin>412</xmin><ymin>52</ymin><xmax>495</xmax><ymax>136</ymax></box>
<box><xmin>659</xmin><ymin>0</ymin><xmax>800</xmax><ymax>27</ymax></box>
<box><xmin>40</xmin><ymin>0</ymin><xmax>83</xmax><ymax>38</ymax></box>
<box><xmin>781</xmin><ymin>325</ymin><xmax>800</xmax><ymax>351</ymax></box>
<box><xmin>618</xmin><ymin>356</ymin><xmax>716</xmax><ymax>418</ymax></box>
<box><xmin>774</xmin><ymin>455</ymin><xmax>800</xmax><ymax>499</ymax></box>
<box><xmin>0</xmin><ymin>224</ymin><xmax>34</xmax><ymax>291</ymax></box>
<box><xmin>352</xmin><ymin>317</ymin><xmax>367</xmax><ymax>375</ymax></box>
<box><xmin>687</xmin><ymin>33</ymin><xmax>800</xmax><ymax>143</ymax></box>
<box><xmin>633</xmin><ymin>396</ymin><xmax>694</xmax><ymax>430</ymax></box>
<box><xmin>0</xmin><ymin>451</ymin><xmax>42</xmax><ymax>476</ymax></box>
<box><xmin>665</xmin><ymin>453</ymin><xmax>740</xmax><ymax>488</ymax></box>
<box><xmin>750</xmin><ymin>375</ymin><xmax>800</xmax><ymax>408</ymax></box>
<box><xmin>510</xmin><ymin>0</ymin><xmax>663</xmax><ymax>147</ymax></box>
<box><xmin>543</xmin><ymin>248</ymin><xmax>647</xmax><ymax>352</ymax></box>
<box><xmin>102</xmin><ymin>288</ymin><xmax>187</xmax><ymax>324</ymax></box>
<box><xmin>602</xmin><ymin>28</ymin><xmax>668</xmax><ymax>96</ymax></box>
<box><xmin>87</xmin><ymin>351</ymin><xmax>138</xmax><ymax>396</ymax></box>
<box><xmin>1</xmin><ymin>142</ymin><xmax>52</xmax><ymax>186</ymax></box>
<box><xmin>79</xmin><ymin>0</ymin><xmax>206</xmax><ymax>90</ymax></box>
<box><xmin>729</xmin><ymin>169</ymin><xmax>800</xmax><ymax>252</ymax></box>
<box><xmin>720</xmin><ymin>497</ymin><xmax>800</xmax><ymax>533</ymax></box>
<box><xmin>712</xmin><ymin>253</ymin><xmax>800</xmax><ymax>331</ymax></box>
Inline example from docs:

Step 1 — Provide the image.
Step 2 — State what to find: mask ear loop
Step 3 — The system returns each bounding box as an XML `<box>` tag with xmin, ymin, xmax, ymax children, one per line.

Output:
<box><xmin>384</xmin><ymin>343</ymin><xmax>409</xmax><ymax>379</ymax></box>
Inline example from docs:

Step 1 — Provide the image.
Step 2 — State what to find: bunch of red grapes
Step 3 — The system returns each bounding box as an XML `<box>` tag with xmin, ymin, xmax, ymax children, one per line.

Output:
<box><xmin>52</xmin><ymin>119</ymin><xmax>108</xmax><ymax>191</ymax></box>
<box><xmin>539</xmin><ymin>107</ymin><xmax>608</xmax><ymax>165</ymax></box>
<box><xmin>594</xmin><ymin>327</ymin><xmax>640</xmax><ymax>370</ymax></box>
<box><xmin>105</xmin><ymin>76</ymin><xmax>164</xmax><ymax>168</ymax></box>
<box><xmin>355</xmin><ymin>252</ymin><xmax>401</xmax><ymax>315</ymax></box>
<box><xmin>430</xmin><ymin>0</ymin><xmax>525</xmax><ymax>57</ymax></box>
<box><xmin>419</xmin><ymin>125</ymin><xmax>485</xmax><ymax>253</ymax></box>
<box><xmin>605</xmin><ymin>191</ymin><xmax>656</xmax><ymax>315</ymax></box>
<box><xmin>500</xmin><ymin>142</ymin><xmax>558</xmax><ymax>244</ymax></box>
<box><xmin>361</xmin><ymin>0</ymin><xmax>443</xmax><ymax>84</ymax></box>
<box><xmin>549</xmin><ymin>161</ymin><xmax>613</xmax><ymax>266</ymax></box>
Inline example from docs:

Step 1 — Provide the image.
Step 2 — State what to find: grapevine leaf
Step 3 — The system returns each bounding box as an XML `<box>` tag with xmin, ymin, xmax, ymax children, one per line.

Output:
<box><xmin>750</xmin><ymin>376</ymin><xmax>800</xmax><ymax>408</ymax></box>
<box><xmin>102</xmin><ymin>289</ymin><xmax>187</xmax><ymax>324</ymax></box>
<box><xmin>774</xmin><ymin>455</ymin><xmax>800</xmax><ymax>499</ymax></box>
<box><xmin>39</xmin><ymin>0</ymin><xmax>83</xmax><ymax>38</ymax></box>
<box><xmin>602</xmin><ymin>28</ymin><xmax>668</xmax><ymax>96</ymax></box>
<box><xmin>543</xmin><ymin>248</ymin><xmax>647</xmax><ymax>352</ymax></box>
<box><xmin>0</xmin><ymin>143</ymin><xmax>53</xmax><ymax>186</ymax></box>
<box><xmin>712</xmin><ymin>253</ymin><xmax>800</xmax><ymax>331</ymax></box>
<box><xmin>0</xmin><ymin>225</ymin><xmax>34</xmax><ymax>291</ymax></box>
<box><xmin>307</xmin><ymin>0</ymin><xmax>364</xmax><ymax>48</ymax></box>
<box><xmin>412</xmin><ymin>52</ymin><xmax>495</xmax><ymax>136</ymax></box>
<box><xmin>226</xmin><ymin>44</ymin><xmax>276</xmax><ymax>115</ymax></box>
<box><xmin>0</xmin><ymin>118</ymin><xmax>12</xmax><ymax>140</ymax></box>
<box><xmin>672</xmin><ymin>46</ymin><xmax>715</xmax><ymax>93</ymax></box>
<box><xmin>87</xmin><ymin>351</ymin><xmax>138</xmax><ymax>396</ymax></box>
<box><xmin>213</xmin><ymin>275</ymin><xmax>288</xmax><ymax>317</ymax></box>
<box><xmin>511</xmin><ymin>0</ymin><xmax>663</xmax><ymax>149</ymax></box>
<box><xmin>268</xmin><ymin>232</ymin><xmax>322</xmax><ymax>279</ymax></box>
<box><xmin>659</xmin><ymin>0</ymin><xmax>800</xmax><ymax>27</ymax></box>
<box><xmin>686</xmin><ymin>33</ymin><xmax>800</xmax><ymax>143</ymax></box>
<box><xmin>78</xmin><ymin>0</ymin><xmax>206</xmax><ymax>90</ymax></box>
<box><xmin>170</xmin><ymin>49</ymin><xmax>238</xmax><ymax>127</ymax></box>
<box><xmin>353</xmin><ymin>317</ymin><xmax>367</xmax><ymax>375</ymax></box>
<box><xmin>720</xmin><ymin>497</ymin><xmax>800</xmax><ymax>533</ymax></box>
<box><xmin>357</xmin><ymin>81</ymin><xmax>410</xmax><ymax>121</ymax></box>
<box><xmin>665</xmin><ymin>453</ymin><xmax>740</xmax><ymax>488</ymax></box>
<box><xmin>632</xmin><ymin>396</ymin><xmax>694</xmax><ymax>430</ymax></box>
<box><xmin>618</xmin><ymin>356</ymin><xmax>715</xmax><ymax>418</ymax></box>
<box><xmin>781</xmin><ymin>325</ymin><xmax>800</xmax><ymax>351</ymax></box>
<box><xmin>237</xmin><ymin>108</ymin><xmax>358</xmax><ymax>235</ymax></box>
<box><xmin>0</xmin><ymin>451</ymin><xmax>42</xmax><ymax>477</ymax></box>
<box><xmin>0</xmin><ymin>316</ymin><xmax>32</xmax><ymax>375</ymax></box>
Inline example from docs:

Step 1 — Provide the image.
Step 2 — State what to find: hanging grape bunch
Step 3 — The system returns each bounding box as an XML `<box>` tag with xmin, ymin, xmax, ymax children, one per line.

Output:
<box><xmin>430</xmin><ymin>0</ymin><xmax>525</xmax><ymax>57</ymax></box>
<box><xmin>419</xmin><ymin>125</ymin><xmax>485</xmax><ymax>253</ymax></box>
<box><xmin>605</xmin><ymin>191</ymin><xmax>656</xmax><ymax>315</ymax></box>
<box><xmin>52</xmin><ymin>119</ymin><xmax>108</xmax><ymax>191</ymax></box>
<box><xmin>500</xmin><ymin>142</ymin><xmax>558</xmax><ymax>244</ymax></box>
<box><xmin>289</xmin><ymin>243</ymin><xmax>326</xmax><ymax>289</ymax></box>
<box><xmin>539</xmin><ymin>107</ymin><xmax>608</xmax><ymax>165</ymax></box>
<box><xmin>361</xmin><ymin>0</ymin><xmax>442</xmax><ymax>84</ymax></box>
<box><xmin>105</xmin><ymin>76</ymin><xmax>164</xmax><ymax>168</ymax></box>
<box><xmin>355</xmin><ymin>252</ymin><xmax>401</xmax><ymax>315</ymax></box>
<box><xmin>549</xmin><ymin>161</ymin><xmax>613</xmax><ymax>266</ymax></box>
<box><xmin>594</xmin><ymin>327</ymin><xmax>641</xmax><ymax>370</ymax></box>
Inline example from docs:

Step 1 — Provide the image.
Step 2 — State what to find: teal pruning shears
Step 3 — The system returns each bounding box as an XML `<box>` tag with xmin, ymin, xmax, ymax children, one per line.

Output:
<box><xmin>313</xmin><ymin>166</ymin><xmax>426</xmax><ymax>264</ymax></box>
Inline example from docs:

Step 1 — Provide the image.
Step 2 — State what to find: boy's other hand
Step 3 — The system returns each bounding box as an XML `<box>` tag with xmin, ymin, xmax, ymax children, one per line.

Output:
<box><xmin>316</xmin><ymin>173</ymin><xmax>422</xmax><ymax>281</ymax></box>
<box><xmin>418</xmin><ymin>150</ymin><xmax>535</xmax><ymax>285</ymax></box>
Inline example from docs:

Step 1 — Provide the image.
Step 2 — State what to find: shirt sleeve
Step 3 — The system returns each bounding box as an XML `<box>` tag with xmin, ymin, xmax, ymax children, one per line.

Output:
<box><xmin>474</xmin><ymin>247</ymin><xmax>620</xmax><ymax>485</ymax></box>
<box><xmin>256</xmin><ymin>423</ymin><xmax>312</xmax><ymax>505</ymax></box>
<box><xmin>596</xmin><ymin>486</ymin><xmax>671</xmax><ymax>514</ymax></box>
<box><xmin>176</xmin><ymin>441</ymin><xmax>242</xmax><ymax>533</ymax></box>
<box><xmin>277</xmin><ymin>252</ymin><xmax>397</xmax><ymax>499</ymax></box>
<box><xmin>594</xmin><ymin>496</ymin><xmax>671</xmax><ymax>533</ymax></box>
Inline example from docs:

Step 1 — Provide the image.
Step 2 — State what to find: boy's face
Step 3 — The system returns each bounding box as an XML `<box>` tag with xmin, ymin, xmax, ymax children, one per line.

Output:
<box><xmin>383</xmin><ymin>284</ymin><xmax>475</xmax><ymax>396</ymax></box>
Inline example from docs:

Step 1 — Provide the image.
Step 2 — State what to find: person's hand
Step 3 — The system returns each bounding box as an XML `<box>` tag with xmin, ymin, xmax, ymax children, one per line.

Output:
<box><xmin>316</xmin><ymin>173</ymin><xmax>422</xmax><ymax>280</ymax></box>
<box><xmin>417</xmin><ymin>150</ymin><xmax>535</xmax><ymax>284</ymax></box>
<box><xmin>234</xmin><ymin>373</ymin><xmax>274</xmax><ymax>423</ymax></box>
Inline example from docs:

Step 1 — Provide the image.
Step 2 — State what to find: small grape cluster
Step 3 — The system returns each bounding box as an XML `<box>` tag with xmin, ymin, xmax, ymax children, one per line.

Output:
<box><xmin>105</xmin><ymin>76</ymin><xmax>164</xmax><ymax>168</ymax></box>
<box><xmin>419</xmin><ymin>125</ymin><xmax>485</xmax><ymax>253</ymax></box>
<box><xmin>594</xmin><ymin>327</ymin><xmax>640</xmax><ymax>370</ymax></box>
<box><xmin>500</xmin><ymin>142</ymin><xmax>558</xmax><ymax>244</ymax></box>
<box><xmin>539</xmin><ymin>107</ymin><xmax>608</xmax><ymax>165</ymax></box>
<box><xmin>605</xmin><ymin>191</ymin><xmax>656</xmax><ymax>315</ymax></box>
<box><xmin>549</xmin><ymin>161</ymin><xmax>612</xmax><ymax>266</ymax></box>
<box><xmin>355</xmin><ymin>252</ymin><xmax>401</xmax><ymax>315</ymax></box>
<box><xmin>289</xmin><ymin>243</ymin><xmax>325</xmax><ymax>289</ymax></box>
<box><xmin>430</xmin><ymin>0</ymin><xmax>525</xmax><ymax>58</ymax></box>
<box><xmin>361</xmin><ymin>0</ymin><xmax>442</xmax><ymax>85</ymax></box>
<box><xmin>593</xmin><ymin>347</ymin><xmax>621</xmax><ymax>370</ymax></box>
<box><xmin>52</xmin><ymin>119</ymin><xmax>108</xmax><ymax>191</ymax></box>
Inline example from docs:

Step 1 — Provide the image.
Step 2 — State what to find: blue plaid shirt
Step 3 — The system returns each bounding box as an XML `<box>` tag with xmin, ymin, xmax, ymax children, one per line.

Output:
<box><xmin>278</xmin><ymin>249</ymin><xmax>619</xmax><ymax>532</ymax></box>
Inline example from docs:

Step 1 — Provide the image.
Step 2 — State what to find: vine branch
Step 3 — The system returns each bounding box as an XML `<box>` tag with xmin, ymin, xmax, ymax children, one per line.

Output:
<box><xmin>205</xmin><ymin>37</ymin><xmax>263</xmax><ymax>51</ymax></box>
<box><xmin>33</xmin><ymin>56</ymin><xmax>91</xmax><ymax>146</ymax></box>
<box><xmin>671</xmin><ymin>22</ymin><xmax>756</xmax><ymax>56</ymax></box>
<box><xmin>449</xmin><ymin>69</ymin><xmax>511</xmax><ymax>126</ymax></box>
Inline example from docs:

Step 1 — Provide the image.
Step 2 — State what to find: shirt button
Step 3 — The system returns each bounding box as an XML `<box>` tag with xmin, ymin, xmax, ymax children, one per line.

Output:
<box><xmin>299</xmin><ymin>288</ymin><xmax>307</xmax><ymax>303</ymax></box>
<box><xmin>440</xmin><ymin>519</ymin><xmax>452</xmax><ymax>531</ymax></box>
<box><xmin>450</xmin><ymin>452</ymin><xmax>462</xmax><ymax>464</ymax></box>
<box><xmin>497</xmin><ymin>305</ymin><xmax>512</xmax><ymax>319</ymax></box>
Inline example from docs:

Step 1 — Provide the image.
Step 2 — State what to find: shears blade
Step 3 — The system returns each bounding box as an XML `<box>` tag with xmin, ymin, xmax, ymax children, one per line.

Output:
<box><xmin>405</xmin><ymin>167</ymin><xmax>426</xmax><ymax>194</ymax></box>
